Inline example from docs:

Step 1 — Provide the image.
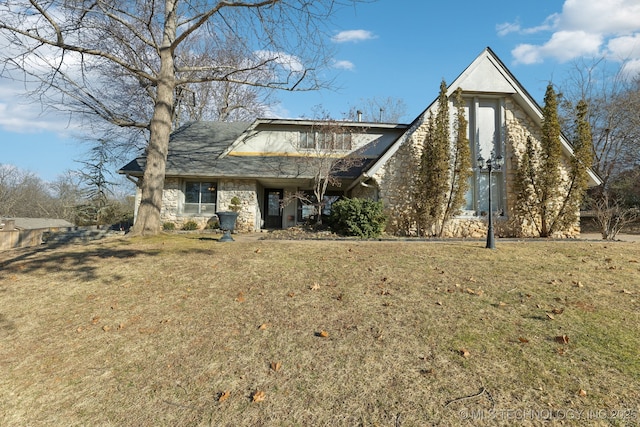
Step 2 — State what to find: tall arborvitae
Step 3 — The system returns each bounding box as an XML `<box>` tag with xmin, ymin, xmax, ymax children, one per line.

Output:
<box><xmin>555</xmin><ymin>99</ymin><xmax>593</xmax><ymax>229</ymax></box>
<box><xmin>515</xmin><ymin>84</ymin><xmax>592</xmax><ymax>237</ymax></box>
<box><xmin>538</xmin><ymin>83</ymin><xmax>564</xmax><ymax>236</ymax></box>
<box><xmin>439</xmin><ymin>88</ymin><xmax>472</xmax><ymax>236</ymax></box>
<box><xmin>414</xmin><ymin>112</ymin><xmax>436</xmax><ymax>235</ymax></box>
<box><xmin>416</xmin><ymin>80</ymin><xmax>451</xmax><ymax>235</ymax></box>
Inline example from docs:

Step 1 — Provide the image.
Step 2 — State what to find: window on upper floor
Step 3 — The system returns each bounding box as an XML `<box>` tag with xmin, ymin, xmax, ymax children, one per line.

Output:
<box><xmin>461</xmin><ymin>97</ymin><xmax>505</xmax><ymax>216</ymax></box>
<box><xmin>183</xmin><ymin>181</ymin><xmax>217</xmax><ymax>214</ymax></box>
<box><xmin>299</xmin><ymin>131</ymin><xmax>352</xmax><ymax>151</ymax></box>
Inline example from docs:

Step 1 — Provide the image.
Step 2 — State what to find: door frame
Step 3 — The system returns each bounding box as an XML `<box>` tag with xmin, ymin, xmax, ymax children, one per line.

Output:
<box><xmin>263</xmin><ymin>188</ymin><xmax>283</xmax><ymax>229</ymax></box>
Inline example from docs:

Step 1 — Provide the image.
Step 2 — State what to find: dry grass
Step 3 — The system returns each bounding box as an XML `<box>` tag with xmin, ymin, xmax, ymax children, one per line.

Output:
<box><xmin>1</xmin><ymin>234</ymin><xmax>639</xmax><ymax>426</ymax></box>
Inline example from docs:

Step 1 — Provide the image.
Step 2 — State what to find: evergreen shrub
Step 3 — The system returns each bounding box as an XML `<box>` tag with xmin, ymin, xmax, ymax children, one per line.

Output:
<box><xmin>328</xmin><ymin>198</ymin><xmax>387</xmax><ymax>238</ymax></box>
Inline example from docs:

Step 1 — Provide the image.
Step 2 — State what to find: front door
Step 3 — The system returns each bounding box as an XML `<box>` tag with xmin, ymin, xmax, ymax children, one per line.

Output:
<box><xmin>264</xmin><ymin>189</ymin><xmax>283</xmax><ymax>229</ymax></box>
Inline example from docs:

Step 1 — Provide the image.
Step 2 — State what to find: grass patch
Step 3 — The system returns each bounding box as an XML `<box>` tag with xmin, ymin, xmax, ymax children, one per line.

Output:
<box><xmin>1</xmin><ymin>235</ymin><xmax>639</xmax><ymax>425</ymax></box>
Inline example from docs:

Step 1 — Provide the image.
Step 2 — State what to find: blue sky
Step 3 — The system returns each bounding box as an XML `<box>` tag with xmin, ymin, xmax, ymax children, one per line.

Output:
<box><xmin>2</xmin><ymin>0</ymin><xmax>640</xmax><ymax>182</ymax></box>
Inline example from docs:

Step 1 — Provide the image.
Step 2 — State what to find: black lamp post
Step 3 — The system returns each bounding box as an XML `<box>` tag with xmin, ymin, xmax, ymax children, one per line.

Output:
<box><xmin>476</xmin><ymin>151</ymin><xmax>503</xmax><ymax>249</ymax></box>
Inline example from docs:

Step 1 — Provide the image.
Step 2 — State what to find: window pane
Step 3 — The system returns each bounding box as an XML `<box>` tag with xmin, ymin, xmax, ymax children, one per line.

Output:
<box><xmin>200</xmin><ymin>183</ymin><xmax>216</xmax><ymax>204</ymax></box>
<box><xmin>200</xmin><ymin>203</ymin><xmax>215</xmax><ymax>213</ymax></box>
<box><xmin>477</xmin><ymin>172</ymin><xmax>502</xmax><ymax>213</ymax></box>
<box><xmin>322</xmin><ymin>195</ymin><xmax>340</xmax><ymax>216</ymax></box>
<box><xmin>268</xmin><ymin>191</ymin><xmax>281</xmax><ymax>215</ymax></box>
<box><xmin>464</xmin><ymin>176</ymin><xmax>474</xmax><ymax>211</ymax></box>
<box><xmin>184</xmin><ymin>203</ymin><xmax>199</xmax><ymax>213</ymax></box>
<box><xmin>477</xmin><ymin>99</ymin><xmax>498</xmax><ymax>159</ymax></box>
<box><xmin>300</xmin><ymin>204</ymin><xmax>314</xmax><ymax>219</ymax></box>
<box><xmin>185</xmin><ymin>182</ymin><xmax>201</xmax><ymax>203</ymax></box>
<box><xmin>299</xmin><ymin>131</ymin><xmax>312</xmax><ymax>149</ymax></box>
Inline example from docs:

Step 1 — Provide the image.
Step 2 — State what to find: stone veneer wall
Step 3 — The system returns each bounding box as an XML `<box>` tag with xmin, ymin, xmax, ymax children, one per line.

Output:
<box><xmin>372</xmin><ymin>96</ymin><xmax>580</xmax><ymax>238</ymax></box>
<box><xmin>159</xmin><ymin>178</ymin><xmax>260</xmax><ymax>232</ymax></box>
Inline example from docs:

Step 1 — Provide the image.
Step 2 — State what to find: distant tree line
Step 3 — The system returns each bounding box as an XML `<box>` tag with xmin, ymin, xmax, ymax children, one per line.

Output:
<box><xmin>0</xmin><ymin>164</ymin><xmax>134</xmax><ymax>228</ymax></box>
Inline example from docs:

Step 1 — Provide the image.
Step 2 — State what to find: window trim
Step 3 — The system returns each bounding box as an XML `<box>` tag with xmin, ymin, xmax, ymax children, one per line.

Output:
<box><xmin>298</xmin><ymin>130</ymin><xmax>352</xmax><ymax>151</ymax></box>
<box><xmin>459</xmin><ymin>96</ymin><xmax>507</xmax><ymax>218</ymax></box>
<box><xmin>182</xmin><ymin>180</ymin><xmax>217</xmax><ymax>215</ymax></box>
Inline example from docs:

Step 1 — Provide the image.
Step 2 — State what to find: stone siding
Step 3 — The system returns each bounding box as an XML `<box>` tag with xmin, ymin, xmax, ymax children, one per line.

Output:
<box><xmin>158</xmin><ymin>178</ymin><xmax>260</xmax><ymax>232</ymax></box>
<box><xmin>373</xmin><ymin>96</ymin><xmax>581</xmax><ymax>238</ymax></box>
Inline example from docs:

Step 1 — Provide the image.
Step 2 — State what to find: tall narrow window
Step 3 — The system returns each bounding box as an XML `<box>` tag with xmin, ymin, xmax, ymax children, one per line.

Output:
<box><xmin>463</xmin><ymin>97</ymin><xmax>505</xmax><ymax>215</ymax></box>
<box><xmin>184</xmin><ymin>181</ymin><xmax>217</xmax><ymax>214</ymax></box>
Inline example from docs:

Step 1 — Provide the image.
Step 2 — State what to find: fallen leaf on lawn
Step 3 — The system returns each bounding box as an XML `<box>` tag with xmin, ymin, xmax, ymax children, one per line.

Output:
<box><xmin>435</xmin><ymin>301</ymin><xmax>443</xmax><ymax>306</ymax></box>
<box><xmin>466</xmin><ymin>288</ymin><xmax>476</xmax><ymax>295</ymax></box>
<box><xmin>310</xmin><ymin>283</ymin><xmax>320</xmax><ymax>291</ymax></box>
<box><xmin>546</xmin><ymin>313</ymin><xmax>555</xmax><ymax>320</ymax></box>
<box><xmin>254</xmin><ymin>248</ymin><xmax>261</xmax><ymax>253</ymax></box>
<box><xmin>287</xmin><ymin>292</ymin><xmax>295</xmax><ymax>298</ymax></box>
<box><xmin>235</xmin><ymin>292</ymin><xmax>245</xmax><ymax>302</ymax></box>
<box><xmin>91</xmin><ymin>316</ymin><xmax>100</xmax><ymax>324</ymax></box>
<box><xmin>252</xmin><ymin>390</ymin><xmax>266</xmax><ymax>402</ymax></box>
<box><xmin>578</xmin><ymin>389</ymin><xmax>587</xmax><ymax>396</ymax></box>
<box><xmin>270</xmin><ymin>361</ymin><xmax>282</xmax><ymax>372</ymax></box>
<box><xmin>498</xmin><ymin>301</ymin><xmax>507</xmax><ymax>307</ymax></box>
<box><xmin>102</xmin><ymin>325</ymin><xmax>111</xmax><ymax>332</ymax></box>
<box><xmin>76</xmin><ymin>326</ymin><xmax>83</xmax><ymax>333</ymax></box>
<box><xmin>621</xmin><ymin>289</ymin><xmax>632</xmax><ymax>294</ymax></box>
<box><xmin>258</xmin><ymin>323</ymin><xmax>268</xmax><ymax>330</ymax></box>
<box><xmin>518</xmin><ymin>337</ymin><xmax>529</xmax><ymax>343</ymax></box>
<box><xmin>317</xmin><ymin>330</ymin><xmax>329</xmax><ymax>338</ymax></box>
<box><xmin>555</xmin><ymin>335</ymin><xmax>569</xmax><ymax>344</ymax></box>
<box><xmin>218</xmin><ymin>391</ymin><xmax>230</xmax><ymax>402</ymax></box>
<box><xmin>572</xmin><ymin>281</ymin><xmax>583</xmax><ymax>288</ymax></box>
<box><xmin>551</xmin><ymin>308</ymin><xmax>564</xmax><ymax>314</ymax></box>
<box><xmin>460</xmin><ymin>348</ymin><xmax>470</xmax><ymax>358</ymax></box>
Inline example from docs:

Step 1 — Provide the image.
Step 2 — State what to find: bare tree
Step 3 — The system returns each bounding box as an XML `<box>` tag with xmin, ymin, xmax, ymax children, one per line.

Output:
<box><xmin>0</xmin><ymin>164</ymin><xmax>56</xmax><ymax>218</ymax></box>
<box><xmin>345</xmin><ymin>96</ymin><xmax>408</xmax><ymax>123</ymax></box>
<box><xmin>283</xmin><ymin>111</ymin><xmax>367</xmax><ymax>225</ymax></box>
<box><xmin>559</xmin><ymin>58</ymin><xmax>640</xmax><ymax>238</ymax></box>
<box><xmin>560</xmin><ymin>58</ymin><xmax>640</xmax><ymax>189</ymax></box>
<box><xmin>0</xmin><ymin>0</ymin><xmax>368</xmax><ymax>235</ymax></box>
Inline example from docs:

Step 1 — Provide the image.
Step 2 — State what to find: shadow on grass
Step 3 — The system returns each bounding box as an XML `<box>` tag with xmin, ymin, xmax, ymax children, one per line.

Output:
<box><xmin>0</xmin><ymin>244</ymin><xmax>161</xmax><ymax>283</ymax></box>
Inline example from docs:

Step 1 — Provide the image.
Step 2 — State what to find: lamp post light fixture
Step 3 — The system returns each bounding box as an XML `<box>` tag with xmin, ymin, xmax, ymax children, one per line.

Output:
<box><xmin>476</xmin><ymin>150</ymin><xmax>503</xmax><ymax>249</ymax></box>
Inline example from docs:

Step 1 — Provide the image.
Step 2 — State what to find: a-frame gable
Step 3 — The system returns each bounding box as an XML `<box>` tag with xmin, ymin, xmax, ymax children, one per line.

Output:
<box><xmin>354</xmin><ymin>47</ymin><xmax>601</xmax><ymax>189</ymax></box>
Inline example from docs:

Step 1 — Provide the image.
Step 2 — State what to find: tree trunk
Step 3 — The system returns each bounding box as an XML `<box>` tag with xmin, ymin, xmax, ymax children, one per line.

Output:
<box><xmin>131</xmin><ymin>1</ymin><xmax>177</xmax><ymax>236</ymax></box>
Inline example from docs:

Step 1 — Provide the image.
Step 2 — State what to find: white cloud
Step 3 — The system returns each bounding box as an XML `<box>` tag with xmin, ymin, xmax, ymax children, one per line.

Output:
<box><xmin>496</xmin><ymin>21</ymin><xmax>521</xmax><ymax>37</ymax></box>
<box><xmin>254</xmin><ymin>50</ymin><xmax>305</xmax><ymax>74</ymax></box>
<box><xmin>513</xmin><ymin>31</ymin><xmax>602</xmax><ymax>65</ymax></box>
<box><xmin>0</xmin><ymin>79</ymin><xmax>77</xmax><ymax>135</ymax></box>
<box><xmin>606</xmin><ymin>34</ymin><xmax>640</xmax><ymax>61</ymax></box>
<box><xmin>505</xmin><ymin>0</ymin><xmax>640</xmax><ymax>66</ymax></box>
<box><xmin>333</xmin><ymin>60</ymin><xmax>355</xmax><ymax>71</ymax></box>
<box><xmin>331</xmin><ymin>30</ymin><xmax>376</xmax><ymax>44</ymax></box>
<box><xmin>560</xmin><ymin>0</ymin><xmax>640</xmax><ymax>34</ymax></box>
<box><xmin>621</xmin><ymin>59</ymin><xmax>640</xmax><ymax>78</ymax></box>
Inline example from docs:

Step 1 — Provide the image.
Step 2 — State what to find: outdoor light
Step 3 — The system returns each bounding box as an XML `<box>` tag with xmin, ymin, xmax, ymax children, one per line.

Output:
<box><xmin>477</xmin><ymin>150</ymin><xmax>503</xmax><ymax>249</ymax></box>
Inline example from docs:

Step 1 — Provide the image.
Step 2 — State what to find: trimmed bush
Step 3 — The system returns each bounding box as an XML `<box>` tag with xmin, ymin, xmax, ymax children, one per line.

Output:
<box><xmin>162</xmin><ymin>222</ymin><xmax>176</xmax><ymax>231</ymax></box>
<box><xmin>206</xmin><ymin>218</ymin><xmax>220</xmax><ymax>230</ymax></box>
<box><xmin>181</xmin><ymin>220</ymin><xmax>199</xmax><ymax>231</ymax></box>
<box><xmin>328</xmin><ymin>198</ymin><xmax>387</xmax><ymax>238</ymax></box>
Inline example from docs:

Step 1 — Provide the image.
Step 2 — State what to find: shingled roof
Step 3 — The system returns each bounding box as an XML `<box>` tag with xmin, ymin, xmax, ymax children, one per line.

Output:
<box><xmin>119</xmin><ymin>120</ymin><xmax>378</xmax><ymax>180</ymax></box>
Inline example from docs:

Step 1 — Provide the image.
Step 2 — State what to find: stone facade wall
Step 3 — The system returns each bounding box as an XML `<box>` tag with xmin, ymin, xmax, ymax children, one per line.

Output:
<box><xmin>372</xmin><ymin>96</ymin><xmax>581</xmax><ymax>238</ymax></box>
<box><xmin>503</xmin><ymin>99</ymin><xmax>580</xmax><ymax>238</ymax></box>
<box><xmin>158</xmin><ymin>178</ymin><xmax>260</xmax><ymax>232</ymax></box>
<box><xmin>216</xmin><ymin>180</ymin><xmax>260</xmax><ymax>232</ymax></box>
